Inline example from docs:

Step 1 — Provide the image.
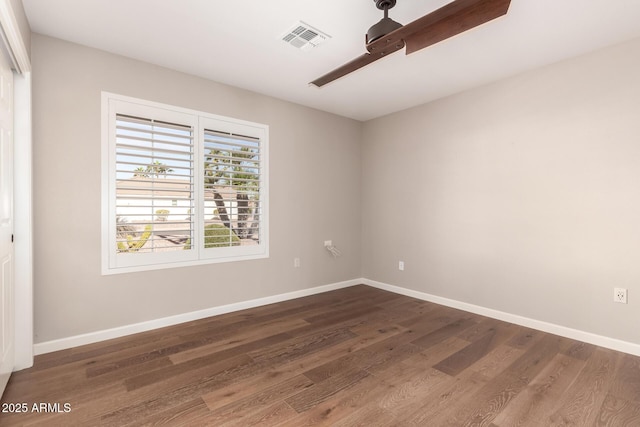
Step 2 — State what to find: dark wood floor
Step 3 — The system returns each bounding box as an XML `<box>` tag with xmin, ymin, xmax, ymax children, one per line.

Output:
<box><xmin>2</xmin><ymin>285</ymin><xmax>640</xmax><ymax>426</ymax></box>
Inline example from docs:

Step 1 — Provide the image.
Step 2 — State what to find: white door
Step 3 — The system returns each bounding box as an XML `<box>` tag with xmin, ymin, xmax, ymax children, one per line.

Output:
<box><xmin>0</xmin><ymin>47</ymin><xmax>14</xmax><ymax>397</ymax></box>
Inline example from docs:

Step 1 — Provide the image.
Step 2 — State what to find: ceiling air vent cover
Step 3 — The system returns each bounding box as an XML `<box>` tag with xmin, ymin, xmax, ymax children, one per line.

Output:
<box><xmin>281</xmin><ymin>21</ymin><xmax>330</xmax><ymax>51</ymax></box>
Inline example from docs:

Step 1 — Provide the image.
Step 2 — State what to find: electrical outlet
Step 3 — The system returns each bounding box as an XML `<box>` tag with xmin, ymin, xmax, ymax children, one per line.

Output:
<box><xmin>294</xmin><ymin>258</ymin><xmax>301</xmax><ymax>268</ymax></box>
<box><xmin>324</xmin><ymin>240</ymin><xmax>332</xmax><ymax>247</ymax></box>
<box><xmin>614</xmin><ymin>287</ymin><xmax>628</xmax><ymax>304</ymax></box>
<box><xmin>398</xmin><ymin>261</ymin><xmax>404</xmax><ymax>271</ymax></box>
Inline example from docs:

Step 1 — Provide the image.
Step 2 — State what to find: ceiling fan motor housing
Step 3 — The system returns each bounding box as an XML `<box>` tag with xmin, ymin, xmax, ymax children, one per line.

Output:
<box><xmin>367</xmin><ymin>18</ymin><xmax>403</xmax><ymax>44</ymax></box>
<box><xmin>367</xmin><ymin>0</ymin><xmax>402</xmax><ymax>44</ymax></box>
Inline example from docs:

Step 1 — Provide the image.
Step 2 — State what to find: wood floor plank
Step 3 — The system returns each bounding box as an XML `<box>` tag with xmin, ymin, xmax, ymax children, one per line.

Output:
<box><xmin>490</xmin><ymin>353</ymin><xmax>586</xmax><ymax>426</ymax></box>
<box><xmin>609</xmin><ymin>353</ymin><xmax>640</xmax><ymax>402</ymax></box>
<box><xmin>286</xmin><ymin>337</ymin><xmax>471</xmax><ymax>426</ymax></box>
<box><xmin>419</xmin><ymin>333</ymin><xmax>568</xmax><ymax>426</ymax></box>
<box><xmin>0</xmin><ymin>382</ymin><xmax>126</xmax><ymax>427</ymax></box>
<box><xmin>433</xmin><ymin>320</ymin><xmax>516</xmax><ymax>376</ymax></box>
<box><xmin>101</xmin><ymin>354</ymin><xmax>257</xmax><ymax>426</ymax></box>
<box><xmin>292</xmin><ymin>364</ymin><xmax>449</xmax><ymax>427</ymax></box>
<box><xmin>21</xmin><ymin>355</ymin><xmax>173</xmax><ymax>403</ymax></box>
<box><xmin>204</xmin><ymin>374</ymin><xmax>313</xmax><ymax>424</ymax></box>
<box><xmin>399</xmin><ymin>343</ymin><xmax>526</xmax><ymax>426</ymax></box>
<box><xmin>561</xmin><ymin>339</ymin><xmax>597</xmax><ymax>361</ymax></box>
<box><xmin>303</xmin><ymin>304</ymin><xmax>383</xmax><ymax>327</ymax></box>
<box><xmin>168</xmin><ymin>317</ymin><xmax>310</xmax><ymax>365</ymax></box>
<box><xmin>124</xmin><ymin>398</ymin><xmax>209</xmax><ymax>427</ymax></box>
<box><xmin>285</xmin><ymin>368</ymin><xmax>370</xmax><ymax>413</ymax></box>
<box><xmin>546</xmin><ymin>347</ymin><xmax>620</xmax><ymax>426</ymax></box>
<box><xmin>201</xmin><ymin>323</ymin><xmax>405</xmax><ymax>412</ymax></box>
<box><xmin>505</xmin><ymin>325</ymin><xmax>542</xmax><ymax>351</ymax></box>
<box><xmin>285</xmin><ymin>305</ymin><xmax>388</xmax><ymax>342</ymax></box>
<box><xmin>375</xmin><ymin>294</ymin><xmax>437</xmax><ymax>314</ymax></box>
<box><xmin>410</xmin><ymin>316</ymin><xmax>478</xmax><ymax>349</ymax></box>
<box><xmin>459</xmin><ymin>343</ymin><xmax>525</xmax><ymax>380</ymax></box>
<box><xmin>400</xmin><ymin>370</ymin><xmax>490</xmax><ymax>426</ymax></box>
<box><xmin>595</xmin><ymin>394</ymin><xmax>640</xmax><ymax>426</ymax></box>
<box><xmin>2</xmin><ymin>285</ymin><xmax>640</xmax><ymax>426</ymax></box>
<box><xmin>105</xmin><ymin>327</ymin><xmax>359</xmax><ymax>424</ymax></box>
<box><xmin>397</xmin><ymin>305</ymin><xmax>469</xmax><ymax>332</ymax></box>
<box><xmin>124</xmin><ymin>332</ymin><xmax>290</xmax><ymax>391</ymax></box>
<box><xmin>403</xmin><ymin>336</ymin><xmax>475</xmax><ymax>371</ymax></box>
<box><xmin>246</xmin><ymin>327</ymin><xmax>357</xmax><ymax>365</ymax></box>
<box><xmin>8</xmin><ymin>335</ymin><xmax>184</xmax><ymax>389</ymax></box>
<box><xmin>456</xmin><ymin>317</ymin><xmax>511</xmax><ymax>342</ymax></box>
<box><xmin>277</xmin><ymin>373</ymin><xmax>386</xmax><ymax>427</ymax></box>
<box><xmin>302</xmin><ymin>329</ymin><xmax>420</xmax><ymax>382</ymax></box>
<box><xmin>220</xmin><ymin>401</ymin><xmax>298</xmax><ymax>427</ymax></box>
<box><xmin>365</xmin><ymin>367</ymin><xmax>451</xmax><ymax>419</ymax></box>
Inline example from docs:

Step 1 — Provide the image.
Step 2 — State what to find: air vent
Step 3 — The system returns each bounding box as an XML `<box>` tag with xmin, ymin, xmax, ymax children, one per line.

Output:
<box><xmin>280</xmin><ymin>21</ymin><xmax>330</xmax><ymax>51</ymax></box>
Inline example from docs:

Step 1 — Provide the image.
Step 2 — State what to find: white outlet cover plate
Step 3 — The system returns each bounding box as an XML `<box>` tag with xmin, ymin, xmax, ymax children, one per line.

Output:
<box><xmin>614</xmin><ymin>287</ymin><xmax>628</xmax><ymax>304</ymax></box>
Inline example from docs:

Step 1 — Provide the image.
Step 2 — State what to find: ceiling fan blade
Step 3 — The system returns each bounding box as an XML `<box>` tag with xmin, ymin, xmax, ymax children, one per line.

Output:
<box><xmin>310</xmin><ymin>40</ymin><xmax>405</xmax><ymax>87</ymax></box>
<box><xmin>367</xmin><ymin>0</ymin><xmax>511</xmax><ymax>55</ymax></box>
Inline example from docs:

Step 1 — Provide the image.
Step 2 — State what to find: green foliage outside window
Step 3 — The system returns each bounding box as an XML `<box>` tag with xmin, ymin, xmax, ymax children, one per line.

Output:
<box><xmin>117</xmin><ymin>224</ymin><xmax>152</xmax><ymax>252</ymax></box>
<box><xmin>184</xmin><ymin>223</ymin><xmax>240</xmax><ymax>250</ymax></box>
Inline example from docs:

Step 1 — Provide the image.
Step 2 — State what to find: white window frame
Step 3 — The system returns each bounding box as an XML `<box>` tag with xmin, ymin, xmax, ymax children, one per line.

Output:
<box><xmin>101</xmin><ymin>92</ymin><xmax>269</xmax><ymax>274</ymax></box>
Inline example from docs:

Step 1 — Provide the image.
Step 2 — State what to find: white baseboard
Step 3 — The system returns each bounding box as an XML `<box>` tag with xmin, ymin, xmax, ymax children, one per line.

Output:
<box><xmin>34</xmin><ymin>277</ymin><xmax>640</xmax><ymax>357</ymax></box>
<box><xmin>363</xmin><ymin>278</ymin><xmax>640</xmax><ymax>357</ymax></box>
<box><xmin>33</xmin><ymin>278</ymin><xmax>361</xmax><ymax>355</ymax></box>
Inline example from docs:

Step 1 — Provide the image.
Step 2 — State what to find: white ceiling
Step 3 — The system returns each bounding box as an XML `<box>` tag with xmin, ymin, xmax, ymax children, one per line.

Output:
<box><xmin>22</xmin><ymin>0</ymin><xmax>640</xmax><ymax>121</ymax></box>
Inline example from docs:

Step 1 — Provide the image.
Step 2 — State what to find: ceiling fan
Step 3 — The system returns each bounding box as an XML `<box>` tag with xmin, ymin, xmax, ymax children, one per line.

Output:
<box><xmin>310</xmin><ymin>0</ymin><xmax>512</xmax><ymax>87</ymax></box>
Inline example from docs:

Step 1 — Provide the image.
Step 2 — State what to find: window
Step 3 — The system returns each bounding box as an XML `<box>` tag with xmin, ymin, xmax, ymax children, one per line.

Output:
<box><xmin>102</xmin><ymin>93</ymin><xmax>268</xmax><ymax>274</ymax></box>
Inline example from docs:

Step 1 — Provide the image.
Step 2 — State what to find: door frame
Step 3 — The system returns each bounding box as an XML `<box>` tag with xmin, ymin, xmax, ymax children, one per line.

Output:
<box><xmin>0</xmin><ymin>0</ymin><xmax>33</xmax><ymax>370</ymax></box>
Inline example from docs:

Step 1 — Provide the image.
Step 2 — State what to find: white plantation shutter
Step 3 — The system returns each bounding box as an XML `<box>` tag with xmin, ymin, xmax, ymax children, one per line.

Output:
<box><xmin>115</xmin><ymin>114</ymin><xmax>194</xmax><ymax>254</ymax></box>
<box><xmin>102</xmin><ymin>93</ymin><xmax>269</xmax><ymax>274</ymax></box>
<box><xmin>203</xmin><ymin>129</ymin><xmax>263</xmax><ymax>248</ymax></box>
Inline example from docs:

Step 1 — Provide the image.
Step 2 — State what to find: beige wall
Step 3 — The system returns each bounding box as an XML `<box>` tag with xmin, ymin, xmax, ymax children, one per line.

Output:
<box><xmin>362</xmin><ymin>37</ymin><xmax>640</xmax><ymax>344</ymax></box>
<box><xmin>31</xmin><ymin>34</ymin><xmax>362</xmax><ymax>343</ymax></box>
